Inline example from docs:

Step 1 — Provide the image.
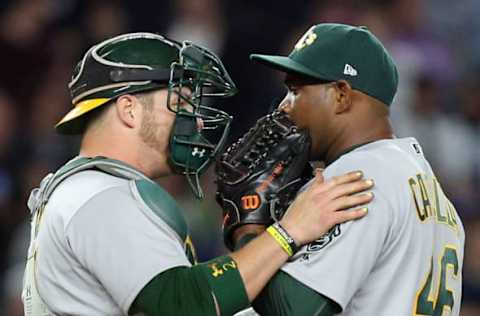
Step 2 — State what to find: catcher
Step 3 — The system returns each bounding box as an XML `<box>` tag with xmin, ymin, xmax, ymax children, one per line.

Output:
<box><xmin>220</xmin><ymin>23</ymin><xmax>465</xmax><ymax>316</ymax></box>
<box><xmin>22</xmin><ymin>32</ymin><xmax>374</xmax><ymax>316</ymax></box>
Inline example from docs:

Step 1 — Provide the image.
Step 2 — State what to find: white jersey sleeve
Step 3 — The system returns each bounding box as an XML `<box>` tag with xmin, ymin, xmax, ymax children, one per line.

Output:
<box><xmin>65</xmin><ymin>184</ymin><xmax>191</xmax><ymax>313</ymax></box>
<box><xmin>281</xmin><ymin>150</ymin><xmax>393</xmax><ymax>309</ymax></box>
<box><xmin>35</xmin><ymin>170</ymin><xmax>192</xmax><ymax>315</ymax></box>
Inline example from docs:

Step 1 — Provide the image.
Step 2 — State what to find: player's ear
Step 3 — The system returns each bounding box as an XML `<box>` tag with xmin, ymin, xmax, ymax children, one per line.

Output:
<box><xmin>115</xmin><ymin>94</ymin><xmax>140</xmax><ymax>129</ymax></box>
<box><xmin>332</xmin><ymin>80</ymin><xmax>353</xmax><ymax>114</ymax></box>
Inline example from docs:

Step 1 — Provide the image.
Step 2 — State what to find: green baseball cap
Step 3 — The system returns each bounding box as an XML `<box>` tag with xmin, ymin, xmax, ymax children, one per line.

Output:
<box><xmin>251</xmin><ymin>23</ymin><xmax>399</xmax><ymax>105</ymax></box>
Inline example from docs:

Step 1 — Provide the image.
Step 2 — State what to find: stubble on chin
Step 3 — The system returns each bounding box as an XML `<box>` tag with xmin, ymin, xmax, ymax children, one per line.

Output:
<box><xmin>139</xmin><ymin>115</ymin><xmax>174</xmax><ymax>177</ymax></box>
<box><xmin>139</xmin><ymin>113</ymin><xmax>168</xmax><ymax>156</ymax></box>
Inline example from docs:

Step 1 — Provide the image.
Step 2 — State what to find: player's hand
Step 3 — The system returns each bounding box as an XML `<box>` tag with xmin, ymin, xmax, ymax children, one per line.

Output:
<box><xmin>280</xmin><ymin>169</ymin><xmax>374</xmax><ymax>246</ymax></box>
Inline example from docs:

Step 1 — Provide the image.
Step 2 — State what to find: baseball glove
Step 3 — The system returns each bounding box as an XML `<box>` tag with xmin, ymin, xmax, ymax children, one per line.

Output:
<box><xmin>215</xmin><ymin>110</ymin><xmax>313</xmax><ymax>250</ymax></box>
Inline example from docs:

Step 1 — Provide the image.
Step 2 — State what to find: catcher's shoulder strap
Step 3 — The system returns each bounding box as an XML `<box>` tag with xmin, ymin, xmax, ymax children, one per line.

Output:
<box><xmin>133</xmin><ymin>179</ymin><xmax>188</xmax><ymax>242</ymax></box>
<box><xmin>30</xmin><ymin>156</ymin><xmax>190</xmax><ymax>240</ymax></box>
<box><xmin>27</xmin><ymin>156</ymin><xmax>151</xmax><ymax>236</ymax></box>
<box><xmin>27</xmin><ymin>156</ymin><xmax>151</xmax><ymax>215</ymax></box>
<box><xmin>132</xmin><ymin>179</ymin><xmax>196</xmax><ymax>263</ymax></box>
<box><xmin>43</xmin><ymin>156</ymin><xmax>152</xmax><ymax>205</ymax></box>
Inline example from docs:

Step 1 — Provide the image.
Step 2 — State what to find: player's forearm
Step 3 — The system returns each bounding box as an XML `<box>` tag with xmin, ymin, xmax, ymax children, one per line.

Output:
<box><xmin>230</xmin><ymin>225</ymin><xmax>290</xmax><ymax>301</ymax></box>
<box><xmin>233</xmin><ymin>224</ymin><xmax>266</xmax><ymax>247</ymax></box>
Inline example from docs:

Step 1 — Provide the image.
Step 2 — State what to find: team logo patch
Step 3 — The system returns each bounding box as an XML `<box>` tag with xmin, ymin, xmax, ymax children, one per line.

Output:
<box><xmin>209</xmin><ymin>260</ymin><xmax>237</xmax><ymax>278</ymax></box>
<box><xmin>300</xmin><ymin>224</ymin><xmax>342</xmax><ymax>261</ymax></box>
<box><xmin>294</xmin><ymin>28</ymin><xmax>318</xmax><ymax>51</ymax></box>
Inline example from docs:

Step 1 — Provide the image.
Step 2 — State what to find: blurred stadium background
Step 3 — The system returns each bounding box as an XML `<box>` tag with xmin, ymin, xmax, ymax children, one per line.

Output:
<box><xmin>0</xmin><ymin>0</ymin><xmax>479</xmax><ymax>314</ymax></box>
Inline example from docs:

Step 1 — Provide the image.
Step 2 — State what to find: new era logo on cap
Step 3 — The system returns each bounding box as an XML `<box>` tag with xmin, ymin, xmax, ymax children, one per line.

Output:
<box><xmin>343</xmin><ymin>64</ymin><xmax>358</xmax><ymax>76</ymax></box>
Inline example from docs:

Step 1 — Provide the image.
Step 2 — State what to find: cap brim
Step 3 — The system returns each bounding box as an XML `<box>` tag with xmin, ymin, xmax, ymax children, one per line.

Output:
<box><xmin>250</xmin><ymin>54</ymin><xmax>335</xmax><ymax>81</ymax></box>
<box><xmin>55</xmin><ymin>98</ymin><xmax>110</xmax><ymax>134</ymax></box>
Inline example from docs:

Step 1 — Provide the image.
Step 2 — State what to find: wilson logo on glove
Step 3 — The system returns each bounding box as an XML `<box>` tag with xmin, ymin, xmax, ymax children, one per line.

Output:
<box><xmin>241</xmin><ymin>194</ymin><xmax>260</xmax><ymax>210</ymax></box>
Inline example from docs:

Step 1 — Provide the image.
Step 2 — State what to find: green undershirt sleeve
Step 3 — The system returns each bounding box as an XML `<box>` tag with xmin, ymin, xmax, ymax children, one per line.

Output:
<box><xmin>235</xmin><ymin>233</ymin><xmax>340</xmax><ymax>316</ymax></box>
<box><xmin>253</xmin><ymin>270</ymin><xmax>341</xmax><ymax>316</ymax></box>
<box><xmin>130</xmin><ymin>256</ymin><xmax>249</xmax><ymax>316</ymax></box>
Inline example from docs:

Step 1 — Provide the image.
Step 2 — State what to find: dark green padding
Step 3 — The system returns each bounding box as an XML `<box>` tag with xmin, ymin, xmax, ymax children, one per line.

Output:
<box><xmin>135</xmin><ymin>179</ymin><xmax>188</xmax><ymax>241</ymax></box>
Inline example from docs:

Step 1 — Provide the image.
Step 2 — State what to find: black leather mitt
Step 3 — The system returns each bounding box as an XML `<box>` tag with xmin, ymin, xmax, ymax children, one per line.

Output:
<box><xmin>215</xmin><ymin>111</ymin><xmax>313</xmax><ymax>250</ymax></box>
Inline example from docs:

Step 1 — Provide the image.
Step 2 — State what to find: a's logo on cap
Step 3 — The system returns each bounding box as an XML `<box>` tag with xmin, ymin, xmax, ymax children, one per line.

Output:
<box><xmin>294</xmin><ymin>29</ymin><xmax>318</xmax><ymax>51</ymax></box>
<box><xmin>343</xmin><ymin>64</ymin><xmax>358</xmax><ymax>76</ymax></box>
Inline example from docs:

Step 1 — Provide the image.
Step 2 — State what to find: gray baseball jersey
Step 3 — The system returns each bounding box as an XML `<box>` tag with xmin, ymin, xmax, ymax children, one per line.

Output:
<box><xmin>281</xmin><ymin>137</ymin><xmax>465</xmax><ymax>316</ymax></box>
<box><xmin>22</xmin><ymin>157</ymin><xmax>194</xmax><ymax>316</ymax></box>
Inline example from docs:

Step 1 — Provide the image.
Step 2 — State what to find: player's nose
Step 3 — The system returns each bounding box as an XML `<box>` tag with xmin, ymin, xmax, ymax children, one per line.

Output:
<box><xmin>278</xmin><ymin>95</ymin><xmax>293</xmax><ymax>113</ymax></box>
<box><xmin>177</xmin><ymin>87</ymin><xmax>192</xmax><ymax>105</ymax></box>
<box><xmin>196</xmin><ymin>117</ymin><xmax>204</xmax><ymax>130</ymax></box>
<box><xmin>180</xmin><ymin>86</ymin><xmax>192</xmax><ymax>98</ymax></box>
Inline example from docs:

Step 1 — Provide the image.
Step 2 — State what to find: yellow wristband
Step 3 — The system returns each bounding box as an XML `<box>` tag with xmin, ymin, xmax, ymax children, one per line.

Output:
<box><xmin>266</xmin><ymin>225</ymin><xmax>294</xmax><ymax>257</ymax></box>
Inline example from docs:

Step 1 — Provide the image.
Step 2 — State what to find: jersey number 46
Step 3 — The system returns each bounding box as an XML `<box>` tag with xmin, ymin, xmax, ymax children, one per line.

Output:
<box><xmin>414</xmin><ymin>246</ymin><xmax>459</xmax><ymax>316</ymax></box>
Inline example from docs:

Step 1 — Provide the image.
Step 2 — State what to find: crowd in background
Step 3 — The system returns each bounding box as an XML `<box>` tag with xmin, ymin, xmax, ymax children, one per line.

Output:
<box><xmin>0</xmin><ymin>0</ymin><xmax>479</xmax><ymax>314</ymax></box>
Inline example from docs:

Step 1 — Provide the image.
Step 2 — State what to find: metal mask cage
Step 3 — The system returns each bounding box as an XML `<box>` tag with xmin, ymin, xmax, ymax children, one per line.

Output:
<box><xmin>166</xmin><ymin>42</ymin><xmax>237</xmax><ymax>110</ymax></box>
<box><xmin>179</xmin><ymin>42</ymin><xmax>237</xmax><ymax>96</ymax></box>
<box><xmin>169</xmin><ymin>110</ymin><xmax>232</xmax><ymax>198</ymax></box>
<box><xmin>166</xmin><ymin>41</ymin><xmax>236</xmax><ymax>198</ymax></box>
<box><xmin>166</xmin><ymin>42</ymin><xmax>235</xmax><ymax>157</ymax></box>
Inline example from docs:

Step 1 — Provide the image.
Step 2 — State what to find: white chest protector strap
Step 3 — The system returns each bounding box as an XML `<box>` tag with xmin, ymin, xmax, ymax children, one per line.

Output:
<box><xmin>22</xmin><ymin>157</ymin><xmax>152</xmax><ymax>316</ymax></box>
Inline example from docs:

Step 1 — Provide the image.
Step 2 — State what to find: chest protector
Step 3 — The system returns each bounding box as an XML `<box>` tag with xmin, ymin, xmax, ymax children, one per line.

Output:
<box><xmin>22</xmin><ymin>157</ymin><xmax>195</xmax><ymax>315</ymax></box>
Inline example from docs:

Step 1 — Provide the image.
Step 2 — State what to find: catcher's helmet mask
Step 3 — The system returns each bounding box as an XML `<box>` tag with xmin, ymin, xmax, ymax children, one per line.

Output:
<box><xmin>59</xmin><ymin>32</ymin><xmax>237</xmax><ymax>198</ymax></box>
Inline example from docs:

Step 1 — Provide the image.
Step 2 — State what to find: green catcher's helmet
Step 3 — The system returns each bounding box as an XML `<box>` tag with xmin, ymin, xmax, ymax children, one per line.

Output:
<box><xmin>57</xmin><ymin>32</ymin><xmax>237</xmax><ymax>197</ymax></box>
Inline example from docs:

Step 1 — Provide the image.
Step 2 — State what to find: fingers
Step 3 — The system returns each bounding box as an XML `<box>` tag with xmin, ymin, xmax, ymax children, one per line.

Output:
<box><xmin>330</xmin><ymin>170</ymin><xmax>364</xmax><ymax>186</ymax></box>
<box><xmin>332</xmin><ymin>207</ymin><xmax>369</xmax><ymax>224</ymax></box>
<box><xmin>309</xmin><ymin>170</ymin><xmax>364</xmax><ymax>194</ymax></box>
<box><xmin>331</xmin><ymin>192</ymin><xmax>374</xmax><ymax>211</ymax></box>
<box><xmin>315</xmin><ymin>170</ymin><xmax>363</xmax><ymax>192</ymax></box>
<box><xmin>329</xmin><ymin>178</ymin><xmax>374</xmax><ymax>200</ymax></box>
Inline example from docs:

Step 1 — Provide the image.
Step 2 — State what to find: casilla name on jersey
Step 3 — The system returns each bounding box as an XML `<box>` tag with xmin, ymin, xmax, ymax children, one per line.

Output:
<box><xmin>408</xmin><ymin>173</ymin><xmax>458</xmax><ymax>232</ymax></box>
